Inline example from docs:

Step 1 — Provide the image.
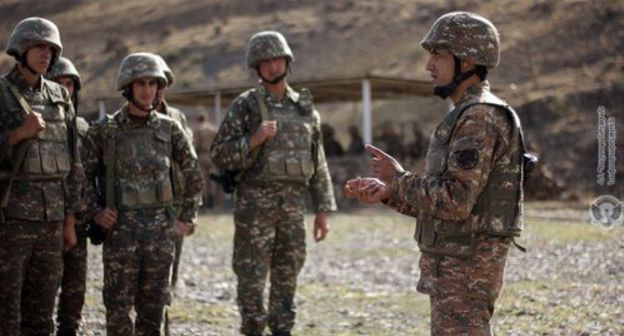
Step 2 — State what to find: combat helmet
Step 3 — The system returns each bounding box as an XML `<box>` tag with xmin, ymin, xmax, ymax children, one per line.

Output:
<box><xmin>5</xmin><ymin>17</ymin><xmax>63</xmax><ymax>67</ymax></box>
<box><xmin>116</xmin><ymin>52</ymin><xmax>168</xmax><ymax>90</ymax></box>
<box><xmin>46</xmin><ymin>56</ymin><xmax>81</xmax><ymax>91</ymax></box>
<box><xmin>421</xmin><ymin>11</ymin><xmax>500</xmax><ymax>68</ymax></box>
<box><xmin>154</xmin><ymin>54</ymin><xmax>175</xmax><ymax>87</ymax></box>
<box><xmin>244</xmin><ymin>31</ymin><xmax>294</xmax><ymax>69</ymax></box>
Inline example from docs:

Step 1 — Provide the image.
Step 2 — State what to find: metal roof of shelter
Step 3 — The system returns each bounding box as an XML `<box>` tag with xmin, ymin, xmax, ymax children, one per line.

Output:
<box><xmin>162</xmin><ymin>75</ymin><xmax>432</xmax><ymax>106</ymax></box>
<box><xmin>96</xmin><ymin>74</ymin><xmax>433</xmax><ymax>143</ymax></box>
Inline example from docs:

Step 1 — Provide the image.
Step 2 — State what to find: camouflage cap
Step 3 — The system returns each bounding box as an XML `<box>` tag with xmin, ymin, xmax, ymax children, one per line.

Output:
<box><xmin>5</xmin><ymin>17</ymin><xmax>63</xmax><ymax>65</ymax></box>
<box><xmin>154</xmin><ymin>54</ymin><xmax>175</xmax><ymax>87</ymax></box>
<box><xmin>46</xmin><ymin>56</ymin><xmax>81</xmax><ymax>91</ymax></box>
<box><xmin>421</xmin><ymin>12</ymin><xmax>500</xmax><ymax>68</ymax></box>
<box><xmin>244</xmin><ymin>31</ymin><xmax>294</xmax><ymax>68</ymax></box>
<box><xmin>116</xmin><ymin>52</ymin><xmax>168</xmax><ymax>90</ymax></box>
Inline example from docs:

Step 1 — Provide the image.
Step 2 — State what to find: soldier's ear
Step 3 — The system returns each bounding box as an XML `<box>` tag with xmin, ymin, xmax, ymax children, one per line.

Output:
<box><xmin>460</xmin><ymin>59</ymin><xmax>476</xmax><ymax>72</ymax></box>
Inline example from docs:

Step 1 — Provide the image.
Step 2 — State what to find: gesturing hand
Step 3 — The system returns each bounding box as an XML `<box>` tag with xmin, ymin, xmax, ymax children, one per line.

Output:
<box><xmin>366</xmin><ymin>144</ymin><xmax>404</xmax><ymax>185</ymax></box>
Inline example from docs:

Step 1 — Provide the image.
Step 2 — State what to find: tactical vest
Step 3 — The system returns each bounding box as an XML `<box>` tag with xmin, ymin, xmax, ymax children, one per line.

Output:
<box><xmin>250</xmin><ymin>89</ymin><xmax>316</xmax><ymax>183</ymax></box>
<box><xmin>1</xmin><ymin>80</ymin><xmax>72</xmax><ymax>180</ymax></box>
<box><xmin>416</xmin><ymin>90</ymin><xmax>525</xmax><ymax>258</ymax></box>
<box><xmin>105</xmin><ymin>114</ymin><xmax>175</xmax><ymax>210</ymax></box>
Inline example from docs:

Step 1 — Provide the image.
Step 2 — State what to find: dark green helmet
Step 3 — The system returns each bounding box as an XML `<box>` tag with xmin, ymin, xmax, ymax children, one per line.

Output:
<box><xmin>244</xmin><ymin>31</ymin><xmax>294</xmax><ymax>69</ymax></box>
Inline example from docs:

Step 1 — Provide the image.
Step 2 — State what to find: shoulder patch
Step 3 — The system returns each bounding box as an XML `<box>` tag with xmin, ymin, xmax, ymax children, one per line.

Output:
<box><xmin>454</xmin><ymin>149</ymin><xmax>479</xmax><ymax>170</ymax></box>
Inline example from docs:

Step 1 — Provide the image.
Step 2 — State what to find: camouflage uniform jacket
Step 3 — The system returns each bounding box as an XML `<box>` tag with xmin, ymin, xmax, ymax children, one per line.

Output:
<box><xmin>82</xmin><ymin>106</ymin><xmax>204</xmax><ymax>224</ymax></box>
<box><xmin>0</xmin><ymin>66</ymin><xmax>82</xmax><ymax>221</ymax></box>
<box><xmin>385</xmin><ymin>81</ymin><xmax>523</xmax><ymax>257</ymax></box>
<box><xmin>210</xmin><ymin>85</ymin><xmax>336</xmax><ymax>213</ymax></box>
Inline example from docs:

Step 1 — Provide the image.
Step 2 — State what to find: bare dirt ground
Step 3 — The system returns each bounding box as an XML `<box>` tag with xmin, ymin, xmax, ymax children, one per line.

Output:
<box><xmin>76</xmin><ymin>203</ymin><xmax>624</xmax><ymax>335</ymax></box>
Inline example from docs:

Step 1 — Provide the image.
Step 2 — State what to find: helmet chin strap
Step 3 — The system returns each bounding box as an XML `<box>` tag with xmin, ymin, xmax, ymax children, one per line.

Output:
<box><xmin>433</xmin><ymin>56</ymin><xmax>477</xmax><ymax>99</ymax></box>
<box><xmin>258</xmin><ymin>70</ymin><xmax>287</xmax><ymax>85</ymax></box>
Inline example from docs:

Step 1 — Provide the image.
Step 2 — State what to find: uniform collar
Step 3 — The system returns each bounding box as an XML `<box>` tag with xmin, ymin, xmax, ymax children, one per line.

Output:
<box><xmin>117</xmin><ymin>104</ymin><xmax>161</xmax><ymax>128</ymax></box>
<box><xmin>456</xmin><ymin>80</ymin><xmax>490</xmax><ymax>106</ymax></box>
<box><xmin>7</xmin><ymin>65</ymin><xmax>44</xmax><ymax>92</ymax></box>
<box><xmin>259</xmin><ymin>83</ymin><xmax>300</xmax><ymax>104</ymax></box>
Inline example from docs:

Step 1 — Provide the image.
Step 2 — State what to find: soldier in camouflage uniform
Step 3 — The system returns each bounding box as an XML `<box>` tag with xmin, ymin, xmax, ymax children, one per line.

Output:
<box><xmin>210</xmin><ymin>31</ymin><xmax>337</xmax><ymax>336</ymax></box>
<box><xmin>0</xmin><ymin>17</ymin><xmax>83</xmax><ymax>335</ymax></box>
<box><xmin>47</xmin><ymin>56</ymin><xmax>91</xmax><ymax>336</ymax></box>
<box><xmin>82</xmin><ymin>52</ymin><xmax>204</xmax><ymax>335</ymax></box>
<box><xmin>153</xmin><ymin>53</ymin><xmax>198</xmax><ymax>335</ymax></box>
<box><xmin>345</xmin><ymin>12</ymin><xmax>527</xmax><ymax>335</ymax></box>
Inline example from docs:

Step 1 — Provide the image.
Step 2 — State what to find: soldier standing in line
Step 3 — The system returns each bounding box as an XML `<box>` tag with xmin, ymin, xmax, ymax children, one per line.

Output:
<box><xmin>0</xmin><ymin>17</ymin><xmax>83</xmax><ymax>335</ymax></box>
<box><xmin>210</xmin><ymin>31</ymin><xmax>337</xmax><ymax>336</ymax></box>
<box><xmin>345</xmin><ymin>12</ymin><xmax>529</xmax><ymax>335</ymax></box>
<box><xmin>46</xmin><ymin>56</ymin><xmax>91</xmax><ymax>336</ymax></box>
<box><xmin>82</xmin><ymin>52</ymin><xmax>204</xmax><ymax>335</ymax></box>
<box><xmin>153</xmin><ymin>53</ymin><xmax>199</xmax><ymax>336</ymax></box>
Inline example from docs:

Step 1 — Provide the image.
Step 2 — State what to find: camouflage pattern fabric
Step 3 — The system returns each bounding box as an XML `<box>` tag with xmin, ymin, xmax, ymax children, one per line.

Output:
<box><xmin>0</xmin><ymin>67</ymin><xmax>81</xmax><ymax>335</ymax></box>
<box><xmin>56</xmin><ymin>116</ymin><xmax>90</xmax><ymax>335</ymax></box>
<box><xmin>82</xmin><ymin>107</ymin><xmax>203</xmax><ymax>335</ymax></box>
<box><xmin>234</xmin><ymin>182</ymin><xmax>307</xmax><ymax>334</ymax></box>
<box><xmin>210</xmin><ymin>85</ymin><xmax>336</xmax><ymax>334</ymax></box>
<box><xmin>56</xmin><ymin>237</ymin><xmax>88</xmax><ymax>335</ymax></box>
<box><xmin>420</xmin><ymin>11</ymin><xmax>500</xmax><ymax>68</ymax></box>
<box><xmin>383</xmin><ymin>82</ymin><xmax>522</xmax><ymax>335</ymax></box>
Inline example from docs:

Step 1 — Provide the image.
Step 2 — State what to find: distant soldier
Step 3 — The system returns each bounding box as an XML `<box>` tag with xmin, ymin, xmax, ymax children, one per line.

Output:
<box><xmin>346</xmin><ymin>125</ymin><xmax>365</xmax><ymax>155</ymax></box>
<box><xmin>82</xmin><ymin>52</ymin><xmax>204</xmax><ymax>335</ymax></box>
<box><xmin>0</xmin><ymin>17</ymin><xmax>83</xmax><ymax>334</ymax></box>
<box><xmin>321</xmin><ymin>123</ymin><xmax>344</xmax><ymax>157</ymax></box>
<box><xmin>346</xmin><ymin>12</ymin><xmax>529</xmax><ymax>335</ymax></box>
<box><xmin>192</xmin><ymin>114</ymin><xmax>218</xmax><ymax>208</ymax></box>
<box><xmin>47</xmin><ymin>56</ymin><xmax>91</xmax><ymax>336</ymax></box>
<box><xmin>210</xmin><ymin>31</ymin><xmax>337</xmax><ymax>336</ymax></box>
<box><xmin>406</xmin><ymin>121</ymin><xmax>426</xmax><ymax>161</ymax></box>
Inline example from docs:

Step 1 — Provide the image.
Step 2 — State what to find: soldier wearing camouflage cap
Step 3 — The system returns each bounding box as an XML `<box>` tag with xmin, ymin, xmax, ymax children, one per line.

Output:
<box><xmin>345</xmin><ymin>12</ymin><xmax>530</xmax><ymax>335</ymax></box>
<box><xmin>211</xmin><ymin>31</ymin><xmax>336</xmax><ymax>336</ymax></box>
<box><xmin>152</xmin><ymin>53</ymin><xmax>198</xmax><ymax>336</ymax></box>
<box><xmin>0</xmin><ymin>17</ymin><xmax>83</xmax><ymax>334</ymax></box>
<box><xmin>47</xmin><ymin>56</ymin><xmax>91</xmax><ymax>336</ymax></box>
<box><xmin>81</xmin><ymin>52</ymin><xmax>204</xmax><ymax>335</ymax></box>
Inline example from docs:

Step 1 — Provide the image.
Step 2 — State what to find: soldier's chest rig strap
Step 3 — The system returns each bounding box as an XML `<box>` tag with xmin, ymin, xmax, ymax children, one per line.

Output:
<box><xmin>0</xmin><ymin>78</ymin><xmax>77</xmax><ymax>221</ymax></box>
<box><xmin>417</xmin><ymin>92</ymin><xmax>532</xmax><ymax>259</ymax></box>
<box><xmin>248</xmin><ymin>87</ymin><xmax>317</xmax><ymax>184</ymax></box>
<box><xmin>102</xmin><ymin>115</ymin><xmax>175</xmax><ymax>210</ymax></box>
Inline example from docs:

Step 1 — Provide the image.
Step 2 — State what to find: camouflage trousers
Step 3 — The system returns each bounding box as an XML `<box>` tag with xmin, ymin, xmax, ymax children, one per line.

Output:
<box><xmin>233</xmin><ymin>182</ymin><xmax>307</xmax><ymax>335</ymax></box>
<box><xmin>102</xmin><ymin>208</ymin><xmax>176</xmax><ymax>336</ymax></box>
<box><xmin>417</xmin><ymin>235</ymin><xmax>511</xmax><ymax>336</ymax></box>
<box><xmin>56</xmin><ymin>236</ymin><xmax>88</xmax><ymax>334</ymax></box>
<box><xmin>0</xmin><ymin>220</ymin><xmax>63</xmax><ymax>336</ymax></box>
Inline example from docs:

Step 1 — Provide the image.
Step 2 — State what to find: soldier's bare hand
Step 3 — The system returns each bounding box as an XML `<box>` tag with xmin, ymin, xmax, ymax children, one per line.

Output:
<box><xmin>366</xmin><ymin>144</ymin><xmax>405</xmax><ymax>185</ymax></box>
<box><xmin>344</xmin><ymin>177</ymin><xmax>392</xmax><ymax>204</ymax></box>
<box><xmin>63</xmin><ymin>214</ymin><xmax>77</xmax><ymax>252</ymax></box>
<box><xmin>20</xmin><ymin>112</ymin><xmax>46</xmax><ymax>139</ymax></box>
<box><xmin>174</xmin><ymin>220</ymin><xmax>195</xmax><ymax>237</ymax></box>
<box><xmin>249</xmin><ymin>120</ymin><xmax>277</xmax><ymax>150</ymax></box>
<box><xmin>94</xmin><ymin>208</ymin><xmax>117</xmax><ymax>230</ymax></box>
<box><xmin>313</xmin><ymin>212</ymin><xmax>329</xmax><ymax>242</ymax></box>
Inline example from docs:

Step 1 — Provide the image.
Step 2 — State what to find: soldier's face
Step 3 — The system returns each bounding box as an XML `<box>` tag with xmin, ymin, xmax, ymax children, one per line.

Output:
<box><xmin>258</xmin><ymin>57</ymin><xmax>287</xmax><ymax>82</ymax></box>
<box><xmin>425</xmin><ymin>49</ymin><xmax>455</xmax><ymax>87</ymax></box>
<box><xmin>131</xmin><ymin>78</ymin><xmax>159</xmax><ymax>108</ymax></box>
<box><xmin>56</xmin><ymin>76</ymin><xmax>75</xmax><ymax>96</ymax></box>
<box><xmin>25</xmin><ymin>43</ymin><xmax>53</xmax><ymax>75</ymax></box>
